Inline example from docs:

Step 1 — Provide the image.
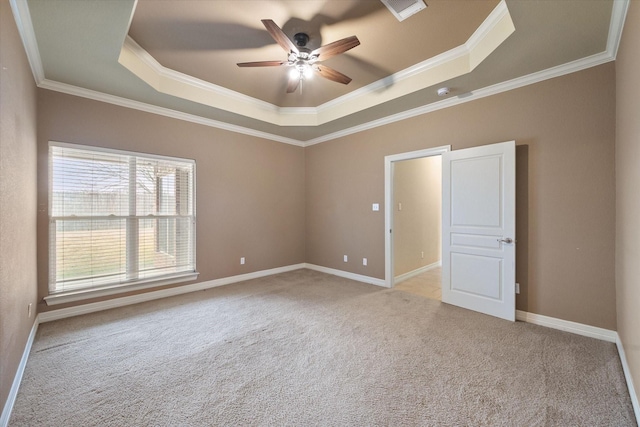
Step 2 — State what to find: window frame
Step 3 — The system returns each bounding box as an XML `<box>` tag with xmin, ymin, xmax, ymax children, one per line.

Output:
<box><xmin>45</xmin><ymin>141</ymin><xmax>198</xmax><ymax>306</ymax></box>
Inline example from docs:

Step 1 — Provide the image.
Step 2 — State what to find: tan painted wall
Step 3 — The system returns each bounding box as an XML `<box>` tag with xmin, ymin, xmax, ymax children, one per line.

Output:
<box><xmin>393</xmin><ymin>156</ymin><xmax>441</xmax><ymax>277</ymax></box>
<box><xmin>36</xmin><ymin>90</ymin><xmax>306</xmax><ymax>311</ymax></box>
<box><xmin>0</xmin><ymin>0</ymin><xmax>39</xmax><ymax>412</ymax></box>
<box><xmin>615</xmin><ymin>0</ymin><xmax>640</xmax><ymax>406</ymax></box>
<box><xmin>306</xmin><ymin>63</ymin><xmax>616</xmax><ymax>330</ymax></box>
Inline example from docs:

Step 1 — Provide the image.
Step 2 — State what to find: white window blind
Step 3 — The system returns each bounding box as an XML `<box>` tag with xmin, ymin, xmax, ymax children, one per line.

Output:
<box><xmin>49</xmin><ymin>143</ymin><xmax>196</xmax><ymax>295</ymax></box>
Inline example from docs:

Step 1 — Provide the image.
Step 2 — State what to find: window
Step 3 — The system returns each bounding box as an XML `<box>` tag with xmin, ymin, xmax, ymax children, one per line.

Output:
<box><xmin>48</xmin><ymin>142</ymin><xmax>197</xmax><ymax>300</ymax></box>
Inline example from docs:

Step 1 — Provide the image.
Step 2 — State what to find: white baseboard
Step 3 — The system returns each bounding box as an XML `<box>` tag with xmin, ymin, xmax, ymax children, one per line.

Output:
<box><xmin>515</xmin><ymin>310</ymin><xmax>617</xmax><ymax>342</ymax></box>
<box><xmin>516</xmin><ymin>310</ymin><xmax>639</xmax><ymax>425</ymax></box>
<box><xmin>0</xmin><ymin>317</ymin><xmax>39</xmax><ymax>427</ymax></box>
<box><xmin>304</xmin><ymin>263</ymin><xmax>387</xmax><ymax>287</ymax></box>
<box><xmin>7</xmin><ymin>275</ymin><xmax>636</xmax><ymax>427</ymax></box>
<box><xmin>394</xmin><ymin>261</ymin><xmax>441</xmax><ymax>285</ymax></box>
<box><xmin>39</xmin><ymin>263</ymin><xmax>306</xmax><ymax>323</ymax></box>
<box><xmin>39</xmin><ymin>262</ymin><xmax>389</xmax><ymax>323</ymax></box>
<box><xmin>616</xmin><ymin>334</ymin><xmax>640</xmax><ymax>424</ymax></box>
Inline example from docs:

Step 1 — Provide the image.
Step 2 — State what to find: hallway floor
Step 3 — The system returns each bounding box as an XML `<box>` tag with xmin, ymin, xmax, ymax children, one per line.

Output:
<box><xmin>394</xmin><ymin>267</ymin><xmax>441</xmax><ymax>301</ymax></box>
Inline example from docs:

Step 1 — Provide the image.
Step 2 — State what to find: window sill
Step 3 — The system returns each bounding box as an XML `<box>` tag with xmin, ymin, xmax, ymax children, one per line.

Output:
<box><xmin>44</xmin><ymin>272</ymin><xmax>200</xmax><ymax>306</ymax></box>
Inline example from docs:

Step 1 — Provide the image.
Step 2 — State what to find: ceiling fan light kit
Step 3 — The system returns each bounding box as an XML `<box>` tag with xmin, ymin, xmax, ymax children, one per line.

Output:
<box><xmin>237</xmin><ymin>19</ymin><xmax>360</xmax><ymax>94</ymax></box>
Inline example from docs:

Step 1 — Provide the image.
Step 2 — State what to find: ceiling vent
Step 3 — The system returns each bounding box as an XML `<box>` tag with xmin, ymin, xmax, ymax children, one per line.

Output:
<box><xmin>380</xmin><ymin>0</ymin><xmax>427</xmax><ymax>22</ymax></box>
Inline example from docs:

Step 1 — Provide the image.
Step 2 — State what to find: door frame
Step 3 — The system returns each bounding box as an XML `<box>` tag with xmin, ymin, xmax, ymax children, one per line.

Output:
<box><xmin>384</xmin><ymin>145</ymin><xmax>451</xmax><ymax>288</ymax></box>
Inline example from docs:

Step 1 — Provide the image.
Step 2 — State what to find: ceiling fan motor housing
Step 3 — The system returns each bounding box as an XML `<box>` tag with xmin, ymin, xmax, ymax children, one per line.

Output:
<box><xmin>294</xmin><ymin>32</ymin><xmax>310</xmax><ymax>47</ymax></box>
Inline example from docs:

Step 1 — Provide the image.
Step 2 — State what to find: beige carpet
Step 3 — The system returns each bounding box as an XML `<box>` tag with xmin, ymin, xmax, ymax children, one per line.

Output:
<box><xmin>9</xmin><ymin>269</ymin><xmax>636</xmax><ymax>426</ymax></box>
<box><xmin>395</xmin><ymin>267</ymin><xmax>442</xmax><ymax>300</ymax></box>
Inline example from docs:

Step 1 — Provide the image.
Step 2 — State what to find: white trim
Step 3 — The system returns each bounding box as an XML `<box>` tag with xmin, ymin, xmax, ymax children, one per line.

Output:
<box><xmin>384</xmin><ymin>146</ymin><xmax>450</xmax><ymax>289</ymax></box>
<box><xmin>516</xmin><ymin>310</ymin><xmax>638</xmax><ymax>424</ymax></box>
<box><xmin>616</xmin><ymin>334</ymin><xmax>640</xmax><ymax>423</ymax></box>
<box><xmin>39</xmin><ymin>264</ymin><xmax>305</xmax><ymax>322</ymax></box>
<box><xmin>2</xmin><ymin>288</ymin><xmax>637</xmax><ymax>426</ymax></box>
<box><xmin>466</xmin><ymin>0</ymin><xmax>510</xmax><ymax>53</ymax></box>
<box><xmin>515</xmin><ymin>310</ymin><xmax>617</xmax><ymax>342</ymax></box>
<box><xmin>10</xmin><ymin>0</ymin><xmax>630</xmax><ymax>147</ymax></box>
<box><xmin>9</xmin><ymin>0</ymin><xmax>44</xmax><ymax>84</ymax></box>
<box><xmin>0</xmin><ymin>317</ymin><xmax>38</xmax><ymax>427</ymax></box>
<box><xmin>44</xmin><ymin>272</ymin><xmax>201</xmax><ymax>306</ymax></box>
<box><xmin>33</xmin><ymin>44</ymin><xmax>619</xmax><ymax>150</ymax></box>
<box><xmin>394</xmin><ymin>261</ymin><xmax>441</xmax><ymax>285</ymax></box>
<box><xmin>37</xmin><ymin>79</ymin><xmax>305</xmax><ymax>147</ymax></box>
<box><xmin>117</xmin><ymin>1</ymin><xmax>514</xmax><ymax>128</ymax></box>
<box><xmin>48</xmin><ymin>140</ymin><xmax>197</xmax><ymax>164</ymax></box>
<box><xmin>304</xmin><ymin>50</ymin><xmax>615</xmax><ymax>146</ymax></box>
<box><xmin>608</xmin><ymin>0</ymin><xmax>631</xmax><ymax>59</ymax></box>
<box><xmin>315</xmin><ymin>45</ymin><xmax>468</xmax><ymax>115</ymax></box>
<box><xmin>304</xmin><ymin>263</ymin><xmax>386</xmax><ymax>288</ymax></box>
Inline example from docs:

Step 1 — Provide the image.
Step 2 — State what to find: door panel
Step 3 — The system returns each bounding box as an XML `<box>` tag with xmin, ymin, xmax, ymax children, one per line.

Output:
<box><xmin>451</xmin><ymin>156</ymin><xmax>502</xmax><ymax>227</ymax></box>
<box><xmin>451</xmin><ymin>253</ymin><xmax>502</xmax><ymax>299</ymax></box>
<box><xmin>442</xmin><ymin>141</ymin><xmax>515</xmax><ymax>321</ymax></box>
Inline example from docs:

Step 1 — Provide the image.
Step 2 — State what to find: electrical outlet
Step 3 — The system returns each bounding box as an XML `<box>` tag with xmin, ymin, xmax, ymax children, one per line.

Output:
<box><xmin>363</xmin><ymin>258</ymin><xmax>367</xmax><ymax>266</ymax></box>
<box><xmin>398</xmin><ymin>202</ymin><xmax>402</xmax><ymax>211</ymax></box>
<box><xmin>515</xmin><ymin>283</ymin><xmax>520</xmax><ymax>294</ymax></box>
<box><xmin>421</xmin><ymin>251</ymin><xmax>424</xmax><ymax>259</ymax></box>
<box><xmin>343</xmin><ymin>255</ymin><xmax>348</xmax><ymax>262</ymax></box>
<box><xmin>28</xmin><ymin>303</ymin><xmax>32</xmax><ymax>318</ymax></box>
<box><xmin>240</xmin><ymin>257</ymin><xmax>245</xmax><ymax>265</ymax></box>
<box><xmin>372</xmin><ymin>203</ymin><xmax>379</xmax><ymax>211</ymax></box>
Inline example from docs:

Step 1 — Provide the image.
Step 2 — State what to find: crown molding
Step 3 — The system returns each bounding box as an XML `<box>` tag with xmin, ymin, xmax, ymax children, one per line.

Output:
<box><xmin>304</xmin><ymin>49</ymin><xmax>616</xmax><ymax>146</ymax></box>
<box><xmin>38</xmin><ymin>79</ymin><xmax>305</xmax><ymax>147</ymax></box>
<box><xmin>11</xmin><ymin>0</ymin><xmax>629</xmax><ymax>148</ymax></box>
<box><xmin>608</xmin><ymin>0</ymin><xmax>631</xmax><ymax>59</ymax></box>
<box><xmin>118</xmin><ymin>0</ymin><xmax>514</xmax><ymax>127</ymax></box>
<box><xmin>9</xmin><ymin>0</ymin><xmax>44</xmax><ymax>84</ymax></box>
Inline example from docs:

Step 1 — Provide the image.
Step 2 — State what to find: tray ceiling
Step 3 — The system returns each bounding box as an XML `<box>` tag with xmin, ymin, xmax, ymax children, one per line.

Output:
<box><xmin>14</xmin><ymin>0</ymin><xmax>624</xmax><ymax>144</ymax></box>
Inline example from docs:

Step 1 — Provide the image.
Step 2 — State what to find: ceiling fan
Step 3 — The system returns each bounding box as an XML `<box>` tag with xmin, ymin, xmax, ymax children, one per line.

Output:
<box><xmin>237</xmin><ymin>19</ymin><xmax>360</xmax><ymax>93</ymax></box>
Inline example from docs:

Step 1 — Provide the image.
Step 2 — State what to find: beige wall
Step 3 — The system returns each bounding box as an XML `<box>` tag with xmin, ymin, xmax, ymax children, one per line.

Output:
<box><xmin>0</xmin><ymin>0</ymin><xmax>39</xmax><ymax>413</ymax></box>
<box><xmin>615</xmin><ymin>0</ymin><xmax>640</xmax><ymax>407</ymax></box>
<box><xmin>36</xmin><ymin>90</ymin><xmax>306</xmax><ymax>311</ymax></box>
<box><xmin>393</xmin><ymin>156</ymin><xmax>441</xmax><ymax>277</ymax></box>
<box><xmin>306</xmin><ymin>63</ymin><xmax>617</xmax><ymax>330</ymax></box>
<box><xmin>1</xmin><ymin>3</ymin><xmax>627</xmax><ymax>412</ymax></box>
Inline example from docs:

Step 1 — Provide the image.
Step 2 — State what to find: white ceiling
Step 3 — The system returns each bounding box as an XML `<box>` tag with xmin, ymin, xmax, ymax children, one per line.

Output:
<box><xmin>13</xmin><ymin>0</ymin><xmax>628</xmax><ymax>145</ymax></box>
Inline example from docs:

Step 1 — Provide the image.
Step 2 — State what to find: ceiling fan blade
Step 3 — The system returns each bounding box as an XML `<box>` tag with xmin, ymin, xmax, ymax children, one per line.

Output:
<box><xmin>286</xmin><ymin>73</ymin><xmax>301</xmax><ymax>93</ymax></box>
<box><xmin>314</xmin><ymin>65</ymin><xmax>352</xmax><ymax>85</ymax></box>
<box><xmin>237</xmin><ymin>60</ymin><xmax>286</xmax><ymax>67</ymax></box>
<box><xmin>261</xmin><ymin>19</ymin><xmax>298</xmax><ymax>54</ymax></box>
<box><xmin>312</xmin><ymin>36</ymin><xmax>360</xmax><ymax>61</ymax></box>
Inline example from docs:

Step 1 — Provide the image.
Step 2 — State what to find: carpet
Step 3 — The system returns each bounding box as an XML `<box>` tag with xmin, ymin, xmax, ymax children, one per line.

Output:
<box><xmin>9</xmin><ymin>269</ymin><xmax>636</xmax><ymax>426</ymax></box>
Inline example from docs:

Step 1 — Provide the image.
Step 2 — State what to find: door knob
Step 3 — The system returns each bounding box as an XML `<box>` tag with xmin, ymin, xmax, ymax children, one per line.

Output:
<box><xmin>497</xmin><ymin>237</ymin><xmax>514</xmax><ymax>244</ymax></box>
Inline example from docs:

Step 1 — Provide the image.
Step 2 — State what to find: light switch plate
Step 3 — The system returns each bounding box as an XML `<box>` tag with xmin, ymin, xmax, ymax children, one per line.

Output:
<box><xmin>372</xmin><ymin>203</ymin><xmax>379</xmax><ymax>211</ymax></box>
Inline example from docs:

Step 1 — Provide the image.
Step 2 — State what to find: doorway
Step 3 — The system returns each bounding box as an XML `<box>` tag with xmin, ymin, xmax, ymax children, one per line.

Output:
<box><xmin>384</xmin><ymin>145</ymin><xmax>450</xmax><ymax>295</ymax></box>
<box><xmin>386</xmin><ymin>142</ymin><xmax>516</xmax><ymax>321</ymax></box>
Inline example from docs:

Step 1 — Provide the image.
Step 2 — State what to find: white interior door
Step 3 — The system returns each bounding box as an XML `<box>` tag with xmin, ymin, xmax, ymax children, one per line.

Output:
<box><xmin>441</xmin><ymin>141</ymin><xmax>516</xmax><ymax>321</ymax></box>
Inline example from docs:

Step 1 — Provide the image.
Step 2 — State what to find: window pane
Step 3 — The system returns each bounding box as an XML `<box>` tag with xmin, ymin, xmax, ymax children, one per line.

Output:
<box><xmin>135</xmin><ymin>160</ymin><xmax>158</xmax><ymax>216</ymax></box>
<box><xmin>51</xmin><ymin>147</ymin><xmax>129</xmax><ymax>217</ymax></box>
<box><xmin>139</xmin><ymin>217</ymin><xmax>194</xmax><ymax>278</ymax></box>
<box><xmin>53</xmin><ymin>219</ymin><xmax>127</xmax><ymax>291</ymax></box>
